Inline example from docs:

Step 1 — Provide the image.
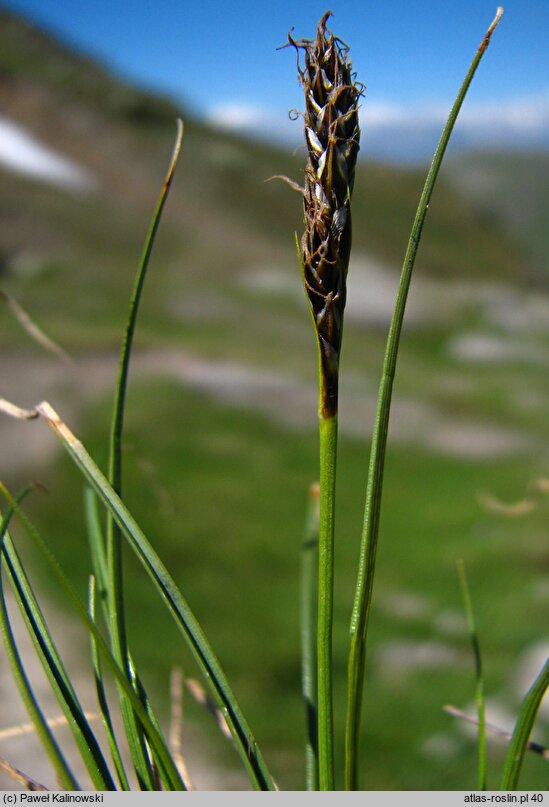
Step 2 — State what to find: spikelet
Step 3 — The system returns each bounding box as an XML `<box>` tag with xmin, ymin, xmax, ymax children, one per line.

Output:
<box><xmin>290</xmin><ymin>11</ymin><xmax>362</xmax><ymax>418</ymax></box>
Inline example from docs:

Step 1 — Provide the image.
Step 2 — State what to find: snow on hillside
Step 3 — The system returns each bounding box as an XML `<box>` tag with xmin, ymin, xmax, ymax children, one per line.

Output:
<box><xmin>0</xmin><ymin>116</ymin><xmax>96</xmax><ymax>190</ymax></box>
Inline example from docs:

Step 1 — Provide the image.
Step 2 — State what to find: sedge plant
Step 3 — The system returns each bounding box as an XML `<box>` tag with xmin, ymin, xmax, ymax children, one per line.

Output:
<box><xmin>0</xmin><ymin>7</ymin><xmax>548</xmax><ymax>793</ymax></box>
<box><xmin>288</xmin><ymin>12</ymin><xmax>362</xmax><ymax>788</ymax></box>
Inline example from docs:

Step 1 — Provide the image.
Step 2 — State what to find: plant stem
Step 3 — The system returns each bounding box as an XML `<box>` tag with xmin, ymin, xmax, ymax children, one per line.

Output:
<box><xmin>344</xmin><ymin>8</ymin><xmax>503</xmax><ymax>790</ymax></box>
<box><xmin>318</xmin><ymin>411</ymin><xmax>337</xmax><ymax>790</ymax></box>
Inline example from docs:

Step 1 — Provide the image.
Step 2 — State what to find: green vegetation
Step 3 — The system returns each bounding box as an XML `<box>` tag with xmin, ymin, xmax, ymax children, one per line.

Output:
<box><xmin>16</xmin><ymin>380</ymin><xmax>549</xmax><ymax>789</ymax></box>
<box><xmin>1</xmin><ymin>6</ymin><xmax>547</xmax><ymax>793</ymax></box>
<box><xmin>446</xmin><ymin>150</ymin><xmax>549</xmax><ymax>277</ymax></box>
<box><xmin>0</xmin><ymin>10</ymin><xmax>540</xmax><ymax>357</ymax></box>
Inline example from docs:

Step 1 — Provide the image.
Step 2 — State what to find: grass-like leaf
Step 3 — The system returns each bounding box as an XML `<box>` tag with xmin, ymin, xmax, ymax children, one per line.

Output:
<box><xmin>185</xmin><ymin>677</ymin><xmax>232</xmax><ymax>743</ymax></box>
<box><xmin>500</xmin><ymin>656</ymin><xmax>549</xmax><ymax>790</ymax></box>
<box><xmin>345</xmin><ymin>8</ymin><xmax>504</xmax><ymax>789</ymax></box>
<box><xmin>169</xmin><ymin>669</ymin><xmax>193</xmax><ymax>790</ymax></box>
<box><xmin>1</xmin><ymin>491</ymin><xmax>116</xmax><ymax>790</ymax></box>
<box><xmin>0</xmin><ymin>290</ymin><xmax>71</xmax><ymax>365</ymax></box>
<box><xmin>301</xmin><ymin>483</ymin><xmax>319</xmax><ymax>790</ymax></box>
<box><xmin>0</xmin><ymin>484</ymin><xmax>186</xmax><ymax>791</ymax></box>
<box><xmin>444</xmin><ymin>705</ymin><xmax>549</xmax><ymax>761</ymax></box>
<box><xmin>457</xmin><ymin>559</ymin><xmax>486</xmax><ymax>790</ymax></box>
<box><xmin>85</xmin><ymin>491</ymin><xmax>131</xmax><ymax>788</ymax></box>
<box><xmin>0</xmin><ymin>753</ymin><xmax>48</xmax><ymax>791</ymax></box>
<box><xmin>88</xmin><ymin>576</ymin><xmax>130</xmax><ymax>790</ymax></box>
<box><xmin>84</xmin><ymin>489</ymin><xmax>108</xmax><ymax>601</ymax></box>
<box><xmin>104</xmin><ymin>119</ymin><xmax>184</xmax><ymax>790</ymax></box>
<box><xmin>13</xmin><ymin>401</ymin><xmax>275</xmax><ymax>790</ymax></box>
<box><xmin>0</xmin><ymin>491</ymin><xmax>80</xmax><ymax>790</ymax></box>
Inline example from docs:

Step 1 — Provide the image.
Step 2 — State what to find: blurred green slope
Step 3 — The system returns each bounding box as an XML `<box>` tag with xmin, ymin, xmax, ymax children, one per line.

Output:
<box><xmin>1</xmin><ymin>8</ymin><xmax>548</xmax><ymax>792</ymax></box>
<box><xmin>0</xmin><ymin>7</ymin><xmax>542</xmax><ymax>357</ymax></box>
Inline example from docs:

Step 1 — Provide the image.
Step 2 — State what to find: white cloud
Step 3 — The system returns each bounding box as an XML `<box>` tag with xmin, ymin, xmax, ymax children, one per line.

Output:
<box><xmin>362</xmin><ymin>93</ymin><xmax>549</xmax><ymax>134</ymax></box>
<box><xmin>461</xmin><ymin>95</ymin><xmax>549</xmax><ymax>129</ymax></box>
<box><xmin>206</xmin><ymin>102</ymin><xmax>267</xmax><ymax>130</ymax></box>
<box><xmin>204</xmin><ymin>93</ymin><xmax>549</xmax><ymax>161</ymax></box>
<box><xmin>361</xmin><ymin>101</ymin><xmax>445</xmax><ymax>129</ymax></box>
<box><xmin>0</xmin><ymin>117</ymin><xmax>96</xmax><ymax>190</ymax></box>
<box><xmin>360</xmin><ymin>93</ymin><xmax>549</xmax><ymax>157</ymax></box>
<box><xmin>205</xmin><ymin>101</ymin><xmax>300</xmax><ymax>144</ymax></box>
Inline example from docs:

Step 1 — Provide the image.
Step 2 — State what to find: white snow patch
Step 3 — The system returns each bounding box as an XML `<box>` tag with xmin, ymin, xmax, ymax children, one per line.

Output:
<box><xmin>0</xmin><ymin>116</ymin><xmax>96</xmax><ymax>190</ymax></box>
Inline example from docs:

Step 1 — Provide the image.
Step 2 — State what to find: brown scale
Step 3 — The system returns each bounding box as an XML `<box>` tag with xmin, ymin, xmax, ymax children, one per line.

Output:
<box><xmin>288</xmin><ymin>11</ymin><xmax>362</xmax><ymax>417</ymax></box>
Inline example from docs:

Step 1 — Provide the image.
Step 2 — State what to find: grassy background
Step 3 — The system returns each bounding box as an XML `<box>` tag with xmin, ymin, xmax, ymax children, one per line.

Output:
<box><xmin>1</xmin><ymin>7</ymin><xmax>548</xmax><ymax>791</ymax></box>
<box><xmin>16</xmin><ymin>380</ymin><xmax>549</xmax><ymax>789</ymax></box>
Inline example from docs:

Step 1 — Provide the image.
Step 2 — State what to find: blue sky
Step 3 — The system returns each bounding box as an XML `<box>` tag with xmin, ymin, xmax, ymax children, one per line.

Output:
<box><xmin>3</xmin><ymin>0</ymin><xmax>549</xmax><ymax>161</ymax></box>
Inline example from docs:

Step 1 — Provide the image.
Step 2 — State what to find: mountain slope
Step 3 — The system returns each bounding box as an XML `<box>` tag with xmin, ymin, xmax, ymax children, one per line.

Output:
<box><xmin>446</xmin><ymin>149</ymin><xmax>549</xmax><ymax>275</ymax></box>
<box><xmin>0</xmin><ymin>7</ymin><xmax>538</xmax><ymax>316</ymax></box>
<box><xmin>0</xmin><ymin>7</ymin><xmax>180</xmax><ymax>127</ymax></box>
<box><xmin>1</xmin><ymin>8</ymin><xmax>549</xmax><ymax>794</ymax></box>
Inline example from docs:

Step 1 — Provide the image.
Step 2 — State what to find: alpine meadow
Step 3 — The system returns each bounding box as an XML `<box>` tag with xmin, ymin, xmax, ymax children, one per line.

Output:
<box><xmin>0</xmin><ymin>6</ymin><xmax>548</xmax><ymax>792</ymax></box>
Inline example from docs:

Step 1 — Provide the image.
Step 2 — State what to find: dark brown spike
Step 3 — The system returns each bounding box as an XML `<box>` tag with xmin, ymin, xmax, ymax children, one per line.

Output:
<box><xmin>290</xmin><ymin>12</ymin><xmax>362</xmax><ymax>417</ymax></box>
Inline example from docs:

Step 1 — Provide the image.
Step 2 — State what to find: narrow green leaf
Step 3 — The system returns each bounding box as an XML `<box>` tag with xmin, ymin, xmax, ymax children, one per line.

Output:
<box><xmin>86</xmin><ymin>494</ymin><xmax>164</xmax><ymax>789</ymax></box>
<box><xmin>0</xmin><ymin>496</ymin><xmax>117</xmax><ymax>790</ymax></box>
<box><xmin>301</xmin><ymin>483</ymin><xmax>319</xmax><ymax>790</ymax></box>
<box><xmin>109</xmin><ymin>119</ymin><xmax>184</xmax><ymax>497</ymax></box>
<box><xmin>85</xmin><ymin>496</ymin><xmax>129</xmax><ymax>788</ymax></box>
<box><xmin>1</xmin><ymin>486</ymin><xmax>186</xmax><ymax>791</ymax></box>
<box><xmin>87</xmin><ymin>495</ymin><xmax>167</xmax><ymax>789</ymax></box>
<box><xmin>457</xmin><ymin>560</ymin><xmax>486</xmax><ymax>790</ymax></box>
<box><xmin>105</xmin><ymin>120</ymin><xmax>184</xmax><ymax>791</ymax></box>
<box><xmin>84</xmin><ymin>489</ymin><xmax>108</xmax><ymax>600</ymax></box>
<box><xmin>88</xmin><ymin>576</ymin><xmax>131</xmax><ymax>790</ymax></box>
<box><xmin>345</xmin><ymin>8</ymin><xmax>504</xmax><ymax>789</ymax></box>
<box><xmin>500</xmin><ymin>656</ymin><xmax>549</xmax><ymax>790</ymax></box>
<box><xmin>0</xmin><ymin>492</ymin><xmax>80</xmax><ymax>791</ymax></box>
<box><xmin>34</xmin><ymin>401</ymin><xmax>276</xmax><ymax>791</ymax></box>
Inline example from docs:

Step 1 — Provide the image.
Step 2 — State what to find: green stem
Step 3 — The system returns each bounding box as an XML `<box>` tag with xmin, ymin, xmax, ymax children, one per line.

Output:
<box><xmin>318</xmin><ymin>412</ymin><xmax>337</xmax><ymax>790</ymax></box>
<box><xmin>344</xmin><ymin>8</ymin><xmax>503</xmax><ymax>790</ymax></box>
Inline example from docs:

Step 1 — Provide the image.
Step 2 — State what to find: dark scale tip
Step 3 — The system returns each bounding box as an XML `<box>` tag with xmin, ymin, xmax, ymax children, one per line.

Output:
<box><xmin>289</xmin><ymin>12</ymin><xmax>362</xmax><ymax>418</ymax></box>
